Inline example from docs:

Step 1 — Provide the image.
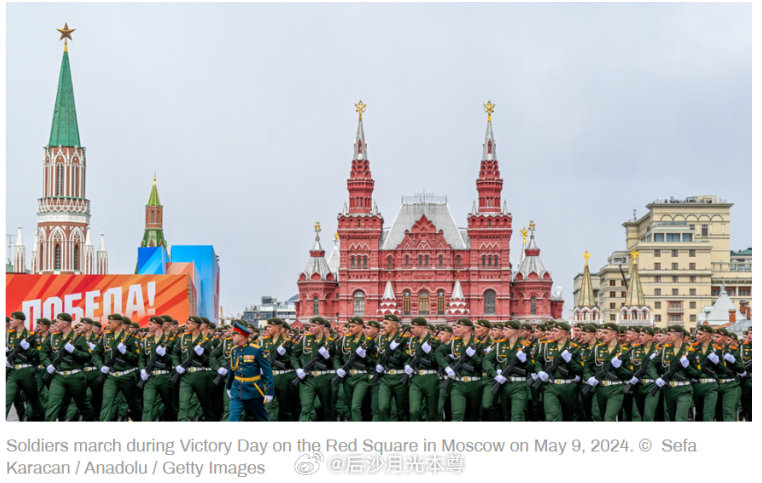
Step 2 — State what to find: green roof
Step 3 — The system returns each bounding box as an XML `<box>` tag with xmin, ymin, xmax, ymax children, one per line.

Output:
<box><xmin>731</xmin><ymin>248</ymin><xmax>752</xmax><ymax>256</ymax></box>
<box><xmin>48</xmin><ymin>49</ymin><xmax>81</xmax><ymax>147</ymax></box>
<box><xmin>147</xmin><ymin>177</ymin><xmax>161</xmax><ymax>206</ymax></box>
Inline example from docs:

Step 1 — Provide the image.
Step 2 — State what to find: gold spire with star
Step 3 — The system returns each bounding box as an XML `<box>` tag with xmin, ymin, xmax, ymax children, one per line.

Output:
<box><xmin>625</xmin><ymin>248</ymin><xmax>646</xmax><ymax>306</ymax></box>
<box><xmin>484</xmin><ymin>100</ymin><xmax>495</xmax><ymax>122</ymax></box>
<box><xmin>57</xmin><ymin>22</ymin><xmax>75</xmax><ymax>51</ymax></box>
<box><xmin>314</xmin><ymin>221</ymin><xmax>321</xmax><ymax>240</ymax></box>
<box><xmin>583</xmin><ymin>250</ymin><xmax>591</xmax><ymax>265</ymax></box>
<box><xmin>355</xmin><ymin>100</ymin><xmax>367</xmax><ymax>121</ymax></box>
<box><xmin>520</xmin><ymin>227</ymin><xmax>528</xmax><ymax>245</ymax></box>
<box><xmin>578</xmin><ymin>250</ymin><xmax>596</xmax><ymax>308</ymax></box>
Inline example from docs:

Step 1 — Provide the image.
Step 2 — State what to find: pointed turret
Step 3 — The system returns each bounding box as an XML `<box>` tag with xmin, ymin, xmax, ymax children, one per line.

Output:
<box><xmin>13</xmin><ymin>226</ymin><xmax>25</xmax><ymax>273</ymax></box>
<box><xmin>326</xmin><ymin>232</ymin><xmax>340</xmax><ymax>277</ymax></box>
<box><xmin>31</xmin><ymin>232</ymin><xmax>39</xmax><ymax>274</ymax></box>
<box><xmin>301</xmin><ymin>222</ymin><xmax>332</xmax><ymax>280</ymax></box>
<box><xmin>624</xmin><ymin>249</ymin><xmax>646</xmax><ymax>307</ymax></box>
<box><xmin>49</xmin><ymin>35</ymin><xmax>81</xmax><ymax>147</ymax></box>
<box><xmin>83</xmin><ymin>227</ymin><xmax>94</xmax><ymax>274</ymax></box>
<box><xmin>516</xmin><ymin>223</ymin><xmax>549</xmax><ymax>280</ymax></box>
<box><xmin>141</xmin><ymin>175</ymin><xmax>167</xmax><ymax>248</ymax></box>
<box><xmin>378</xmin><ymin>278</ymin><xmax>399</xmax><ymax>315</ymax></box>
<box><xmin>572</xmin><ymin>251</ymin><xmax>600</xmax><ymax>323</ymax></box>
<box><xmin>617</xmin><ymin>249</ymin><xmax>652</xmax><ymax>327</ymax></box>
<box><xmin>97</xmin><ymin>232</ymin><xmax>108</xmax><ymax>274</ymax></box>
<box><xmin>475</xmin><ymin>101</ymin><xmax>503</xmax><ymax>213</ymax></box>
<box><xmin>446</xmin><ymin>279</ymin><xmax>470</xmax><ymax>318</ymax></box>
<box><xmin>346</xmin><ymin>100</ymin><xmax>375</xmax><ymax>214</ymax></box>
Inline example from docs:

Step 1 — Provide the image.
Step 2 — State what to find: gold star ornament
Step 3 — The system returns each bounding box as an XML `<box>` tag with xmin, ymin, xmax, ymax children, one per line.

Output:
<box><xmin>57</xmin><ymin>22</ymin><xmax>75</xmax><ymax>41</ymax></box>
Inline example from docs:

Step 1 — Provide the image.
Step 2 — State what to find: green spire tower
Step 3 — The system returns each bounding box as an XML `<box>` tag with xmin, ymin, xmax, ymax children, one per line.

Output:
<box><xmin>49</xmin><ymin>24</ymin><xmax>80</xmax><ymax>147</ymax></box>
<box><xmin>141</xmin><ymin>175</ymin><xmax>168</xmax><ymax>248</ymax></box>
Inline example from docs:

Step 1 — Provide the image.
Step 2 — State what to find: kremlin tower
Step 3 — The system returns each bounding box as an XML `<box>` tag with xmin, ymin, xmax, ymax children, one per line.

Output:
<box><xmin>617</xmin><ymin>249</ymin><xmax>653</xmax><ymax>327</ymax></box>
<box><xmin>141</xmin><ymin>176</ymin><xmax>168</xmax><ymax>248</ymax></box>
<box><xmin>571</xmin><ymin>251</ymin><xmax>601</xmax><ymax>323</ymax></box>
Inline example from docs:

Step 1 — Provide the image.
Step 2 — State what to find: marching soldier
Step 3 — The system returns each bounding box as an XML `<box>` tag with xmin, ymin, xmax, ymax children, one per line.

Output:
<box><xmin>172</xmin><ymin>316</ymin><xmax>219</xmax><ymax>421</ymax></box>
<box><xmin>482</xmin><ymin>320</ymin><xmax>531</xmax><ymax>421</ymax></box>
<box><xmin>139</xmin><ymin>315</ymin><xmax>176</xmax><ymax>421</ymax></box>
<box><xmin>6</xmin><ymin>312</ymin><xmax>44</xmax><ymax>421</ymax></box>
<box><xmin>436</xmin><ymin>318</ymin><xmax>483</xmax><ymax>421</ymax></box>
<box><xmin>739</xmin><ymin>328</ymin><xmax>751</xmax><ymax>421</ymax></box>
<box><xmin>260</xmin><ymin>318</ymin><xmax>300</xmax><ymax>421</ymax></box>
<box><xmin>654</xmin><ymin>325</ymin><xmax>700</xmax><ymax>421</ymax></box>
<box><xmin>334</xmin><ymin>317</ymin><xmax>374</xmax><ymax>421</ymax></box>
<box><xmin>226</xmin><ymin>321</ymin><xmax>274</xmax><ymax>421</ymax></box>
<box><xmin>583</xmin><ymin>322</ymin><xmax>632</xmax><ymax>422</ymax></box>
<box><xmin>690</xmin><ymin>325</ymin><xmax>720</xmax><ymax>421</ymax></box>
<box><xmin>40</xmin><ymin>313</ymin><xmax>95</xmax><ymax>421</ymax></box>
<box><xmin>405</xmin><ymin>317</ymin><xmax>440</xmax><ymax>421</ymax></box>
<box><xmin>435</xmin><ymin>325</ymin><xmax>454</xmax><ymax>421</ymax></box>
<box><xmin>374</xmin><ymin>314</ymin><xmax>410</xmax><ymax>421</ymax></box>
<box><xmin>94</xmin><ymin>314</ymin><xmax>142</xmax><ymax>421</ymax></box>
<box><xmin>211</xmin><ymin>323</ymin><xmax>236</xmax><ymax>420</ymax></box>
<box><xmin>363</xmin><ymin>320</ymin><xmax>383</xmax><ymax>421</ymax></box>
<box><xmin>290</xmin><ymin>317</ymin><xmax>336</xmax><ymax>421</ymax></box>
<box><xmin>534</xmin><ymin>321</ymin><xmax>582</xmax><ymax>421</ymax></box>
<box><xmin>33</xmin><ymin>318</ymin><xmax>53</xmax><ymax>409</ymax></box>
<box><xmin>627</xmin><ymin>327</ymin><xmax>660</xmax><ymax>421</ymax></box>
<box><xmin>712</xmin><ymin>328</ymin><xmax>745</xmax><ymax>421</ymax></box>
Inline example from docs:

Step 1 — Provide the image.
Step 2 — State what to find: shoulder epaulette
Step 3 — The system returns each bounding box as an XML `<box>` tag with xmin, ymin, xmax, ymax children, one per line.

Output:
<box><xmin>690</xmin><ymin>342</ymin><xmax>700</xmax><ymax>347</ymax></box>
<box><xmin>521</xmin><ymin>340</ymin><xmax>530</xmax><ymax>346</ymax></box>
<box><xmin>249</xmin><ymin>343</ymin><xmax>261</xmax><ymax>349</ymax></box>
<box><xmin>52</xmin><ymin>331</ymin><xmax>62</xmax><ymax>335</ymax></box>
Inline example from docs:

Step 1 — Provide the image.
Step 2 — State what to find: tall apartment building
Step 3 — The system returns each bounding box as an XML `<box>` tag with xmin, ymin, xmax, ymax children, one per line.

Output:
<box><xmin>573</xmin><ymin>195</ymin><xmax>751</xmax><ymax>328</ymax></box>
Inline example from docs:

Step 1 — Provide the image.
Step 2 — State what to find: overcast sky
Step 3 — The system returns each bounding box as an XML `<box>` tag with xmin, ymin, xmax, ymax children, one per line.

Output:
<box><xmin>5</xmin><ymin>3</ymin><xmax>752</xmax><ymax>318</ymax></box>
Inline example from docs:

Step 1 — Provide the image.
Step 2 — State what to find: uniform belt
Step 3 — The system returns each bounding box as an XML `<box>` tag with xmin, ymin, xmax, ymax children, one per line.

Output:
<box><xmin>508</xmin><ymin>376</ymin><xmax>527</xmax><ymax>382</ymax></box>
<box><xmin>601</xmin><ymin>380</ymin><xmax>624</xmax><ymax>386</ymax></box>
<box><xmin>640</xmin><ymin>379</ymin><xmax>654</xmax><ymax>383</ymax></box>
<box><xmin>552</xmin><ymin>378</ymin><xmax>575</xmax><ymax>384</ymax></box>
<box><xmin>84</xmin><ymin>366</ymin><xmax>98</xmax><ymax>372</ymax></box>
<box><xmin>310</xmin><ymin>370</ymin><xmax>331</xmax><ymax>376</ymax></box>
<box><xmin>56</xmin><ymin>369</ymin><xmax>82</xmax><ymax>376</ymax></box>
<box><xmin>417</xmin><ymin>370</ymin><xmax>438</xmax><ymax>375</ymax></box>
<box><xmin>668</xmin><ymin>380</ymin><xmax>691</xmax><ymax>387</ymax></box>
<box><xmin>235</xmin><ymin>375</ymin><xmax>262</xmax><ymax>383</ymax></box>
<box><xmin>457</xmin><ymin>376</ymin><xmax>481</xmax><ymax>382</ymax></box>
<box><xmin>112</xmin><ymin>367</ymin><xmax>138</xmax><ymax>377</ymax></box>
<box><xmin>718</xmin><ymin>378</ymin><xmax>736</xmax><ymax>384</ymax></box>
<box><xmin>696</xmin><ymin>378</ymin><xmax>717</xmax><ymax>384</ymax></box>
<box><xmin>272</xmin><ymin>370</ymin><xmax>293</xmax><ymax>375</ymax></box>
<box><xmin>187</xmin><ymin>367</ymin><xmax>212</xmax><ymax>373</ymax></box>
<box><xmin>151</xmin><ymin>369</ymin><xmax>170</xmax><ymax>376</ymax></box>
<box><xmin>349</xmin><ymin>369</ymin><xmax>367</xmax><ymax>374</ymax></box>
<box><xmin>11</xmin><ymin>363</ymin><xmax>32</xmax><ymax>369</ymax></box>
<box><xmin>386</xmin><ymin>369</ymin><xmax>403</xmax><ymax>375</ymax></box>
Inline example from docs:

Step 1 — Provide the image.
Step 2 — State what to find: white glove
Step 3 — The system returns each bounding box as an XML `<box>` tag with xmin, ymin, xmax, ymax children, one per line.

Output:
<box><xmin>355</xmin><ymin>346</ymin><xmax>367</xmax><ymax>358</ymax></box>
<box><xmin>495</xmin><ymin>374</ymin><xmax>507</xmax><ymax>384</ymax></box>
<box><xmin>445</xmin><ymin>367</ymin><xmax>456</xmax><ymax>378</ymax></box>
<box><xmin>226</xmin><ymin>389</ymin><xmax>231</xmax><ymax>398</ymax></box>
<box><xmin>194</xmin><ymin>345</ymin><xmax>204</xmax><ymax>356</ymax></box>
<box><xmin>140</xmin><ymin>369</ymin><xmax>149</xmax><ymax>381</ymax></box>
<box><xmin>573</xmin><ymin>375</ymin><xmax>581</xmax><ymax>383</ymax></box>
<box><xmin>156</xmin><ymin>346</ymin><xmax>167</xmax><ymax>356</ymax></box>
<box><xmin>64</xmin><ymin>342</ymin><xmax>75</xmax><ymax>353</ymax></box>
<box><xmin>375</xmin><ymin>364</ymin><xmax>385</xmax><ymax>374</ymax></box>
<box><xmin>6</xmin><ymin>360</ymin><xmax>11</xmax><ymax>368</ymax></box>
<box><xmin>19</xmin><ymin>340</ymin><xmax>30</xmax><ymax>350</ymax></box>
<box><xmin>318</xmin><ymin>347</ymin><xmax>330</xmax><ymax>359</ymax></box>
<box><xmin>538</xmin><ymin>371</ymin><xmax>549</xmax><ymax>382</ymax></box>
<box><xmin>530</xmin><ymin>373</ymin><xmax>538</xmax><ymax>381</ymax></box>
<box><xmin>336</xmin><ymin>368</ymin><xmax>347</xmax><ymax>378</ymax></box>
<box><xmin>175</xmin><ymin>365</ymin><xmax>185</xmax><ymax>374</ymax></box>
<box><xmin>587</xmin><ymin>377</ymin><xmax>599</xmax><ymax>386</ymax></box>
<box><xmin>496</xmin><ymin>369</ymin><xmax>503</xmax><ymax>375</ymax></box>
<box><xmin>263</xmin><ymin>395</ymin><xmax>273</xmax><ymax>404</ymax></box>
<box><xmin>404</xmin><ymin>365</ymin><xmax>414</xmax><ymax>375</ymax></box>
<box><xmin>389</xmin><ymin>340</ymin><xmax>401</xmax><ymax>351</ymax></box>
<box><xmin>561</xmin><ymin>350</ymin><xmax>572</xmax><ymax>363</ymax></box>
<box><xmin>117</xmin><ymin>342</ymin><xmax>127</xmax><ymax>354</ymax></box>
<box><xmin>87</xmin><ymin>342</ymin><xmax>96</xmax><ymax>351</ymax></box>
<box><xmin>46</xmin><ymin>364</ymin><xmax>55</xmax><ymax>374</ymax></box>
<box><xmin>655</xmin><ymin>377</ymin><xmax>666</xmax><ymax>388</ymax></box>
<box><xmin>739</xmin><ymin>371</ymin><xmax>748</xmax><ymax>377</ymax></box>
<box><xmin>680</xmin><ymin>355</ymin><xmax>689</xmax><ymax>368</ymax></box>
<box><xmin>628</xmin><ymin>377</ymin><xmax>639</xmax><ymax>385</ymax></box>
<box><xmin>421</xmin><ymin>341</ymin><xmax>432</xmax><ymax>354</ymax></box>
<box><xmin>516</xmin><ymin>351</ymin><xmax>527</xmax><ymax>363</ymax></box>
<box><xmin>466</xmin><ymin>347</ymin><xmax>476</xmax><ymax>357</ymax></box>
<box><xmin>217</xmin><ymin>367</ymin><xmax>228</xmax><ymax>376</ymax></box>
<box><xmin>724</xmin><ymin>353</ymin><xmax>737</xmax><ymax>364</ymax></box>
<box><xmin>611</xmin><ymin>355</ymin><xmax>622</xmax><ymax>369</ymax></box>
<box><xmin>484</xmin><ymin>346</ymin><xmax>493</xmax><ymax>353</ymax></box>
<box><xmin>708</xmin><ymin>352</ymin><xmax>720</xmax><ymax>364</ymax></box>
<box><xmin>100</xmin><ymin>366</ymin><xmax>110</xmax><ymax>374</ymax></box>
<box><xmin>296</xmin><ymin>368</ymin><xmax>306</xmax><ymax>379</ymax></box>
<box><xmin>649</xmin><ymin>352</ymin><xmax>657</xmax><ymax>360</ymax></box>
<box><xmin>276</xmin><ymin>345</ymin><xmax>286</xmax><ymax>356</ymax></box>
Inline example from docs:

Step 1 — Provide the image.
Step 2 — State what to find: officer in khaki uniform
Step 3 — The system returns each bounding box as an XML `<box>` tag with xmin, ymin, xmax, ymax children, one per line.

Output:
<box><xmin>583</xmin><ymin>323</ymin><xmax>633</xmax><ymax>422</ymax></box>
<box><xmin>404</xmin><ymin>317</ymin><xmax>440</xmax><ymax>421</ymax></box>
<box><xmin>334</xmin><ymin>317</ymin><xmax>375</xmax><ymax>421</ymax></box>
<box><xmin>482</xmin><ymin>320</ymin><xmax>531</xmax><ymax>421</ymax></box>
<box><xmin>6</xmin><ymin>311</ymin><xmax>44</xmax><ymax>421</ymax></box>
<box><xmin>534</xmin><ymin>321</ymin><xmax>582</xmax><ymax>422</ymax></box>
<box><xmin>654</xmin><ymin>325</ymin><xmax>700</xmax><ymax>421</ymax></box>
<box><xmin>291</xmin><ymin>317</ymin><xmax>336</xmax><ymax>421</ymax></box>
<box><xmin>374</xmin><ymin>314</ymin><xmax>410</xmax><ymax>421</ymax></box>
<box><xmin>41</xmin><ymin>313</ymin><xmax>95</xmax><ymax>421</ymax></box>
<box><xmin>436</xmin><ymin>318</ymin><xmax>483</xmax><ymax>421</ymax></box>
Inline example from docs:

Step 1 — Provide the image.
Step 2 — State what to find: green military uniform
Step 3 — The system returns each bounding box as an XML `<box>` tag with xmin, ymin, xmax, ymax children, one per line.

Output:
<box><xmin>713</xmin><ymin>332</ymin><xmax>744</xmax><ymax>421</ymax></box>
<box><xmin>290</xmin><ymin>318</ymin><xmax>336</xmax><ymax>421</ymax></box>
<box><xmin>172</xmin><ymin>320</ymin><xmax>218</xmax><ymax>421</ymax></box>
<box><xmin>689</xmin><ymin>328</ymin><xmax>721</xmax><ymax>422</ymax></box>
<box><xmin>534</xmin><ymin>332</ymin><xmax>582</xmax><ymax>422</ymax></box>
<box><xmin>33</xmin><ymin>321</ymin><xmax>53</xmax><ymax>410</ymax></box>
<box><xmin>260</xmin><ymin>319</ymin><xmax>299</xmax><ymax>421</ymax></box>
<box><xmin>583</xmin><ymin>340</ymin><xmax>632</xmax><ymax>422</ymax></box>
<box><xmin>436</xmin><ymin>321</ymin><xmax>483</xmax><ymax>422</ymax></box>
<box><xmin>482</xmin><ymin>333</ymin><xmax>531</xmax><ymax>421</ymax></box>
<box><xmin>405</xmin><ymin>318</ymin><xmax>440</xmax><ymax>422</ymax></box>
<box><xmin>374</xmin><ymin>322</ymin><xmax>410</xmax><ymax>421</ymax></box>
<box><xmin>211</xmin><ymin>335</ymin><xmax>236</xmax><ymax>420</ymax></box>
<box><xmin>335</xmin><ymin>320</ymin><xmax>374</xmax><ymax>421</ymax></box>
<box><xmin>139</xmin><ymin>322</ymin><xmax>176</xmax><ymax>421</ymax></box>
<box><xmin>6</xmin><ymin>314</ymin><xmax>44</xmax><ymax>421</ymax></box>
<box><xmin>654</xmin><ymin>333</ymin><xmax>700</xmax><ymax>422</ymax></box>
<box><xmin>739</xmin><ymin>338</ymin><xmax>751</xmax><ymax>421</ymax></box>
<box><xmin>40</xmin><ymin>314</ymin><xmax>95</xmax><ymax>421</ymax></box>
<box><xmin>94</xmin><ymin>316</ymin><xmax>142</xmax><ymax>421</ymax></box>
<box><xmin>627</xmin><ymin>339</ymin><xmax>660</xmax><ymax>421</ymax></box>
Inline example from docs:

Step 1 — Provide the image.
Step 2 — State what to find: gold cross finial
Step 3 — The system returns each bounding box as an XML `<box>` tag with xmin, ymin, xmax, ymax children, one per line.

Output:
<box><xmin>334</xmin><ymin>232</ymin><xmax>339</xmax><ymax>241</ymax></box>
<box><xmin>529</xmin><ymin>220</ymin><xmax>536</xmax><ymax>232</ymax></box>
<box><xmin>631</xmin><ymin>249</ymin><xmax>639</xmax><ymax>262</ymax></box>
<box><xmin>314</xmin><ymin>221</ymin><xmax>321</xmax><ymax>239</ymax></box>
<box><xmin>355</xmin><ymin>100</ymin><xmax>366</xmax><ymax>121</ymax></box>
<box><xmin>153</xmin><ymin>173</ymin><xmax>157</xmax><ymax>185</ymax></box>
<box><xmin>57</xmin><ymin>22</ymin><xmax>75</xmax><ymax>51</ymax></box>
<box><xmin>583</xmin><ymin>250</ymin><xmax>590</xmax><ymax>264</ymax></box>
<box><xmin>520</xmin><ymin>227</ymin><xmax>528</xmax><ymax>244</ymax></box>
<box><xmin>484</xmin><ymin>100</ymin><xmax>495</xmax><ymax>122</ymax></box>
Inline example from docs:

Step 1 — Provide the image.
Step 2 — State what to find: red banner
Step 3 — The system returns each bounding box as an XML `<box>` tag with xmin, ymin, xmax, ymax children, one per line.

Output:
<box><xmin>5</xmin><ymin>274</ymin><xmax>193</xmax><ymax>327</ymax></box>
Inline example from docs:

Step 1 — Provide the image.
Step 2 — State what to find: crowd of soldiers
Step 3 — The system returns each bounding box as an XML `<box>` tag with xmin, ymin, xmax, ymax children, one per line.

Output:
<box><xmin>5</xmin><ymin>311</ymin><xmax>752</xmax><ymax>422</ymax></box>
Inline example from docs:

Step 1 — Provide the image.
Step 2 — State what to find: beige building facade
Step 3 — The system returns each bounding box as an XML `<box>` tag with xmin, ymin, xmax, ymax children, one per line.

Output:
<box><xmin>573</xmin><ymin>195</ymin><xmax>751</xmax><ymax>329</ymax></box>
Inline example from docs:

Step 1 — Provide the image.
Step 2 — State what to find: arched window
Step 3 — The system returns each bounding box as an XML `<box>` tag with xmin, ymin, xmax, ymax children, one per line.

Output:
<box><xmin>350</xmin><ymin>256</ymin><xmax>355</xmax><ymax>268</ymax></box>
<box><xmin>363</xmin><ymin>257</ymin><xmax>367</xmax><ymax>269</ymax></box>
<box><xmin>438</xmin><ymin>255</ymin><xmax>443</xmax><ymax>267</ymax></box>
<box><xmin>73</xmin><ymin>244</ymin><xmax>80</xmax><ymax>271</ymax></box>
<box><xmin>531</xmin><ymin>296</ymin><xmax>537</xmax><ymax>315</ymax></box>
<box><xmin>437</xmin><ymin>290</ymin><xmax>445</xmax><ymax>315</ymax></box>
<box><xmin>313</xmin><ymin>297</ymin><xmax>319</xmax><ymax>316</ymax></box>
<box><xmin>56</xmin><ymin>165</ymin><xmax>63</xmax><ymax>196</ymax></box>
<box><xmin>403</xmin><ymin>291</ymin><xmax>411</xmax><ymax>315</ymax></box>
<box><xmin>353</xmin><ymin>291</ymin><xmax>365</xmax><ymax>316</ymax></box>
<box><xmin>456</xmin><ymin>256</ymin><xmax>461</xmax><ymax>269</ymax></box>
<box><xmin>357</xmin><ymin>220</ymin><xmax>361</xmax><ymax>228</ymax></box>
<box><xmin>494</xmin><ymin>255</ymin><xmax>499</xmax><ymax>267</ymax></box>
<box><xmin>484</xmin><ymin>290</ymin><xmax>496</xmax><ymax>315</ymax></box>
<box><xmin>418</xmin><ymin>291</ymin><xmax>430</xmax><ymax>315</ymax></box>
<box><xmin>54</xmin><ymin>243</ymin><xmax>61</xmax><ymax>270</ymax></box>
<box><xmin>151</xmin><ymin>211</ymin><xmax>155</xmax><ymax>223</ymax></box>
<box><xmin>405</xmin><ymin>256</ymin><xmax>409</xmax><ymax>268</ymax></box>
<box><xmin>425</xmin><ymin>256</ymin><xmax>429</xmax><ymax>267</ymax></box>
<box><xmin>482</xmin><ymin>255</ymin><xmax>486</xmax><ymax>267</ymax></box>
<box><xmin>418</xmin><ymin>255</ymin><xmax>423</xmax><ymax>267</ymax></box>
<box><xmin>73</xmin><ymin>169</ymin><xmax>78</xmax><ymax>197</ymax></box>
<box><xmin>387</xmin><ymin>256</ymin><xmax>393</xmax><ymax>269</ymax></box>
